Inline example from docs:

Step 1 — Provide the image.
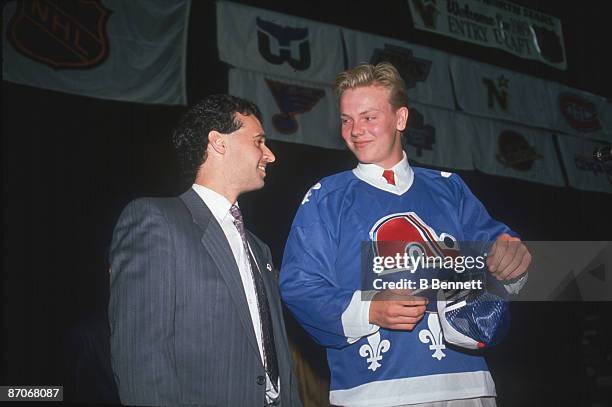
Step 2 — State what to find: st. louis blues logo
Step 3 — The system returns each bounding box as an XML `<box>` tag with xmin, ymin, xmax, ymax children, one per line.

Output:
<box><xmin>266</xmin><ymin>79</ymin><xmax>325</xmax><ymax>134</ymax></box>
<box><xmin>256</xmin><ymin>17</ymin><xmax>310</xmax><ymax>70</ymax></box>
<box><xmin>370</xmin><ymin>212</ymin><xmax>458</xmax><ymax>266</ymax></box>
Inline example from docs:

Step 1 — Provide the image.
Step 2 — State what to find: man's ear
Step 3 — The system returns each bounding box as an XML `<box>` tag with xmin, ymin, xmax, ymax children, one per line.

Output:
<box><xmin>396</xmin><ymin>107</ymin><xmax>409</xmax><ymax>132</ymax></box>
<box><xmin>208</xmin><ymin>131</ymin><xmax>225</xmax><ymax>155</ymax></box>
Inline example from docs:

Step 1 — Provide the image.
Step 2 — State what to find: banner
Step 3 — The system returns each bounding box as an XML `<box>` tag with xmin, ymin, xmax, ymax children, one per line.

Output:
<box><xmin>557</xmin><ymin>135</ymin><xmax>612</xmax><ymax>193</ymax></box>
<box><xmin>471</xmin><ymin>116</ymin><xmax>565</xmax><ymax>186</ymax></box>
<box><xmin>404</xmin><ymin>102</ymin><xmax>474</xmax><ymax>169</ymax></box>
<box><xmin>228</xmin><ymin>68</ymin><xmax>344</xmax><ymax>150</ymax></box>
<box><xmin>217</xmin><ymin>1</ymin><xmax>344</xmax><ymax>84</ymax></box>
<box><xmin>547</xmin><ymin>83</ymin><xmax>612</xmax><ymax>141</ymax></box>
<box><xmin>2</xmin><ymin>0</ymin><xmax>190</xmax><ymax>105</ymax></box>
<box><xmin>450</xmin><ymin>56</ymin><xmax>552</xmax><ymax>129</ymax></box>
<box><xmin>342</xmin><ymin>29</ymin><xmax>454</xmax><ymax>109</ymax></box>
<box><xmin>407</xmin><ymin>0</ymin><xmax>566</xmax><ymax>69</ymax></box>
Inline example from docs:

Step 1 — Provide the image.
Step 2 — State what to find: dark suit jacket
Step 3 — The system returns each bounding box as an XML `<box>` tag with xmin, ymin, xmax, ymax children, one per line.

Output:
<box><xmin>108</xmin><ymin>189</ymin><xmax>302</xmax><ymax>406</ymax></box>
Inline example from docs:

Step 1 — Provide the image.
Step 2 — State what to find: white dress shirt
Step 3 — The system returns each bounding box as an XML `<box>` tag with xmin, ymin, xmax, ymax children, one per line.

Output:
<box><xmin>192</xmin><ymin>184</ymin><xmax>279</xmax><ymax>402</ymax></box>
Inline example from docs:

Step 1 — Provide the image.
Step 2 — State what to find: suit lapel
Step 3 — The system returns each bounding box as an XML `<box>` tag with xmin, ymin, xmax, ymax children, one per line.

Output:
<box><xmin>180</xmin><ymin>189</ymin><xmax>260</xmax><ymax>356</ymax></box>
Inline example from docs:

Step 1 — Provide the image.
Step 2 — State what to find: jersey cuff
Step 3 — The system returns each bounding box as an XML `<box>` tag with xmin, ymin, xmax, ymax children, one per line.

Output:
<box><xmin>341</xmin><ymin>290</ymin><xmax>380</xmax><ymax>344</ymax></box>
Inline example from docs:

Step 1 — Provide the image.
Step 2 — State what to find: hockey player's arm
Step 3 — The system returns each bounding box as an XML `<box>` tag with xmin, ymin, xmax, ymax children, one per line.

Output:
<box><xmin>455</xmin><ymin>174</ymin><xmax>530</xmax><ymax>292</ymax></box>
<box><xmin>281</xmin><ymin>220</ymin><xmax>379</xmax><ymax>348</ymax></box>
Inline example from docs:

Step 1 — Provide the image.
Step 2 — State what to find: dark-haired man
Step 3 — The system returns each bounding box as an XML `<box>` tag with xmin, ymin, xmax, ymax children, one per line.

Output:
<box><xmin>109</xmin><ymin>94</ymin><xmax>302</xmax><ymax>406</ymax></box>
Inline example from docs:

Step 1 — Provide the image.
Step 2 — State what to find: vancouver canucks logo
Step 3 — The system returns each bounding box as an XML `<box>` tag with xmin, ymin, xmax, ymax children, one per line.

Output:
<box><xmin>256</xmin><ymin>17</ymin><xmax>310</xmax><ymax>70</ymax></box>
<box><xmin>483</xmin><ymin>75</ymin><xmax>510</xmax><ymax>111</ymax></box>
<box><xmin>370</xmin><ymin>44</ymin><xmax>431</xmax><ymax>89</ymax></box>
<box><xmin>8</xmin><ymin>0</ymin><xmax>111</xmax><ymax>69</ymax></box>
<box><xmin>496</xmin><ymin>130</ymin><xmax>542</xmax><ymax>171</ymax></box>
<box><xmin>405</xmin><ymin>108</ymin><xmax>435</xmax><ymax>157</ymax></box>
<box><xmin>266</xmin><ymin>79</ymin><xmax>325</xmax><ymax>135</ymax></box>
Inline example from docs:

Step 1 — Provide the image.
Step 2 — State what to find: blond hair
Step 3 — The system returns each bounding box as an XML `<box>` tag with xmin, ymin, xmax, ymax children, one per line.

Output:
<box><xmin>334</xmin><ymin>62</ymin><xmax>408</xmax><ymax>110</ymax></box>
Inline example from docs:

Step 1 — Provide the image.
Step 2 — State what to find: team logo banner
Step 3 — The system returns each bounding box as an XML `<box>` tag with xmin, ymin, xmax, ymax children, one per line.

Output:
<box><xmin>471</xmin><ymin>116</ymin><xmax>564</xmax><ymax>186</ymax></box>
<box><xmin>557</xmin><ymin>135</ymin><xmax>612</xmax><ymax>193</ymax></box>
<box><xmin>229</xmin><ymin>68</ymin><xmax>344</xmax><ymax>150</ymax></box>
<box><xmin>403</xmin><ymin>102</ymin><xmax>473</xmax><ymax>169</ymax></box>
<box><xmin>547</xmin><ymin>83</ymin><xmax>612</xmax><ymax>140</ymax></box>
<box><xmin>450</xmin><ymin>57</ymin><xmax>552</xmax><ymax>129</ymax></box>
<box><xmin>2</xmin><ymin>0</ymin><xmax>190</xmax><ymax>105</ymax></box>
<box><xmin>217</xmin><ymin>1</ymin><xmax>344</xmax><ymax>84</ymax></box>
<box><xmin>342</xmin><ymin>29</ymin><xmax>455</xmax><ymax>109</ymax></box>
<box><xmin>407</xmin><ymin>0</ymin><xmax>566</xmax><ymax>70</ymax></box>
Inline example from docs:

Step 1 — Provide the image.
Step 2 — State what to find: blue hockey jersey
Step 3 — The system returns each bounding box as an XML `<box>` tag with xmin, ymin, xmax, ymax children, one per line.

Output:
<box><xmin>280</xmin><ymin>165</ymin><xmax>513</xmax><ymax>406</ymax></box>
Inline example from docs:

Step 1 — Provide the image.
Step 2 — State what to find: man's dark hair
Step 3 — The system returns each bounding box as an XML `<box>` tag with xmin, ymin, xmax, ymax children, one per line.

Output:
<box><xmin>172</xmin><ymin>94</ymin><xmax>262</xmax><ymax>183</ymax></box>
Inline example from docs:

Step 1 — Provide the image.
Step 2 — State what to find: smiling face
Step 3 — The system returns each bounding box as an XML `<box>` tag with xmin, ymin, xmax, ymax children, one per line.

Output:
<box><xmin>340</xmin><ymin>85</ymin><xmax>409</xmax><ymax>169</ymax></box>
<box><xmin>224</xmin><ymin>112</ymin><xmax>275</xmax><ymax>194</ymax></box>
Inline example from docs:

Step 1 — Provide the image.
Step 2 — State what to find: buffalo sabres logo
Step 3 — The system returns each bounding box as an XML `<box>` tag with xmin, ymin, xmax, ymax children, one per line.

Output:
<box><xmin>266</xmin><ymin>79</ymin><xmax>325</xmax><ymax>135</ymax></box>
<box><xmin>370</xmin><ymin>212</ymin><xmax>458</xmax><ymax>264</ymax></box>
<box><xmin>256</xmin><ymin>17</ymin><xmax>310</xmax><ymax>71</ymax></box>
<box><xmin>370</xmin><ymin>44</ymin><xmax>431</xmax><ymax>89</ymax></box>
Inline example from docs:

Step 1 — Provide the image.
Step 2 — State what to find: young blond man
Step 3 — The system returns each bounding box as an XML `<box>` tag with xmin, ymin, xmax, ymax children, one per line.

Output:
<box><xmin>280</xmin><ymin>63</ymin><xmax>530</xmax><ymax>407</ymax></box>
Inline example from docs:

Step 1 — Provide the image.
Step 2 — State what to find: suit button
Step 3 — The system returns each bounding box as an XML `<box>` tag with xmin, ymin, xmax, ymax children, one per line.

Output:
<box><xmin>256</xmin><ymin>375</ymin><xmax>265</xmax><ymax>385</ymax></box>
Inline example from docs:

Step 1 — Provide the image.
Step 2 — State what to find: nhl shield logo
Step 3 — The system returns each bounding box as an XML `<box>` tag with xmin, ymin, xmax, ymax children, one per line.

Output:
<box><xmin>8</xmin><ymin>0</ymin><xmax>111</xmax><ymax>69</ymax></box>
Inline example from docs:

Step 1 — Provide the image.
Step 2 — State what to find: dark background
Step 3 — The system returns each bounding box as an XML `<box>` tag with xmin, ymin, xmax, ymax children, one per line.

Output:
<box><xmin>2</xmin><ymin>0</ymin><xmax>611</xmax><ymax>406</ymax></box>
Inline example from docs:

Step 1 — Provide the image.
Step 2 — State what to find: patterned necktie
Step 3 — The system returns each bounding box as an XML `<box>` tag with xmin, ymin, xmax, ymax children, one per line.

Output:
<box><xmin>229</xmin><ymin>204</ymin><xmax>279</xmax><ymax>391</ymax></box>
<box><xmin>382</xmin><ymin>169</ymin><xmax>396</xmax><ymax>185</ymax></box>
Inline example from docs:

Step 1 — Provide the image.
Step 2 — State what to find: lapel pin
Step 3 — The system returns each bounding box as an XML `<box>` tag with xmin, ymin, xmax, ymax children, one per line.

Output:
<box><xmin>266</xmin><ymin>263</ymin><xmax>272</xmax><ymax>271</ymax></box>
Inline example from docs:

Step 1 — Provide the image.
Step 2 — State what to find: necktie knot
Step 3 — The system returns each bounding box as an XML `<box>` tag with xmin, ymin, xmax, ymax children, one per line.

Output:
<box><xmin>382</xmin><ymin>169</ymin><xmax>396</xmax><ymax>186</ymax></box>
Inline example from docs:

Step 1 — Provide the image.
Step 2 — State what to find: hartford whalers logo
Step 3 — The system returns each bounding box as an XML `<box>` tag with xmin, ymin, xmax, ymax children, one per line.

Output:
<box><xmin>359</xmin><ymin>332</ymin><xmax>390</xmax><ymax>371</ymax></box>
<box><xmin>266</xmin><ymin>79</ymin><xmax>325</xmax><ymax>135</ymax></box>
<box><xmin>256</xmin><ymin>17</ymin><xmax>310</xmax><ymax>70</ymax></box>
<box><xmin>419</xmin><ymin>313</ymin><xmax>446</xmax><ymax>360</ymax></box>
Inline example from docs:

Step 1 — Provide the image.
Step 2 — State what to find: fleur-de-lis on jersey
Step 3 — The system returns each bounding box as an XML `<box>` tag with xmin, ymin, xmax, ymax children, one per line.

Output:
<box><xmin>301</xmin><ymin>182</ymin><xmax>321</xmax><ymax>205</ymax></box>
<box><xmin>359</xmin><ymin>331</ymin><xmax>391</xmax><ymax>371</ymax></box>
<box><xmin>419</xmin><ymin>313</ymin><xmax>446</xmax><ymax>360</ymax></box>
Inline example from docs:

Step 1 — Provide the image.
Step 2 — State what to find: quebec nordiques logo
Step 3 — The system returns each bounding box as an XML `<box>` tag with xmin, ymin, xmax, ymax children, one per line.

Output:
<box><xmin>559</xmin><ymin>93</ymin><xmax>602</xmax><ymax>132</ymax></box>
<box><xmin>496</xmin><ymin>130</ymin><xmax>542</xmax><ymax>171</ymax></box>
<box><xmin>265</xmin><ymin>79</ymin><xmax>325</xmax><ymax>134</ymax></box>
<box><xmin>370</xmin><ymin>212</ymin><xmax>459</xmax><ymax>261</ymax></box>
<box><xmin>8</xmin><ymin>0</ymin><xmax>111</xmax><ymax>69</ymax></box>
<box><xmin>370</xmin><ymin>44</ymin><xmax>432</xmax><ymax>89</ymax></box>
<box><xmin>256</xmin><ymin>17</ymin><xmax>310</xmax><ymax>71</ymax></box>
